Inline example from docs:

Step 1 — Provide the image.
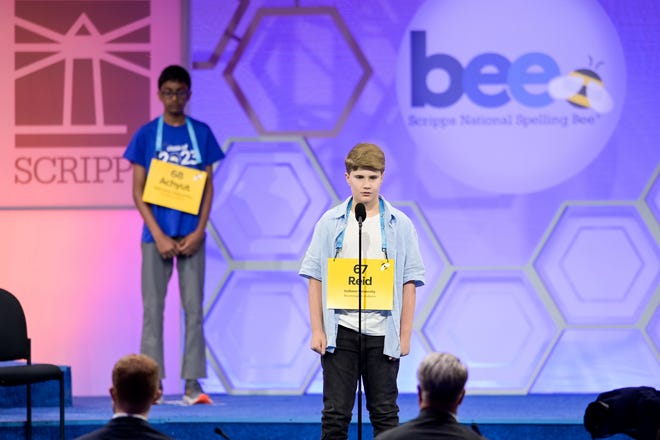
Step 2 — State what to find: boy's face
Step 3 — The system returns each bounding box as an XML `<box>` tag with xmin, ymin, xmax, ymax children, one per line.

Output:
<box><xmin>345</xmin><ymin>168</ymin><xmax>383</xmax><ymax>207</ymax></box>
<box><xmin>158</xmin><ymin>80</ymin><xmax>190</xmax><ymax>116</ymax></box>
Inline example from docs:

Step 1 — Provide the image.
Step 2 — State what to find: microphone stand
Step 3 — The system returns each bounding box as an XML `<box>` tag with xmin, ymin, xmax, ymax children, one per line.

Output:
<box><xmin>214</xmin><ymin>427</ymin><xmax>231</xmax><ymax>439</ymax></box>
<box><xmin>357</xmin><ymin>215</ymin><xmax>363</xmax><ymax>440</ymax></box>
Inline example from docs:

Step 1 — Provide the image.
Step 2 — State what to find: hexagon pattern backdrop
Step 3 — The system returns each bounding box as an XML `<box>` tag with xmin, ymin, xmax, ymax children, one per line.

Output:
<box><xmin>189</xmin><ymin>0</ymin><xmax>660</xmax><ymax>395</ymax></box>
<box><xmin>1</xmin><ymin>0</ymin><xmax>659</xmax><ymax>398</ymax></box>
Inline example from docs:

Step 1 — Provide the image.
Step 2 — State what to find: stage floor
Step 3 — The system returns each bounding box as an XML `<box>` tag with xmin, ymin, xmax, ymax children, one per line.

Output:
<box><xmin>0</xmin><ymin>393</ymin><xmax>633</xmax><ymax>439</ymax></box>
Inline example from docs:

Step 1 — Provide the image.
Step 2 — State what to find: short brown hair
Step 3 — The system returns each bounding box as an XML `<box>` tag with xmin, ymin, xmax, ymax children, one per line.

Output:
<box><xmin>345</xmin><ymin>143</ymin><xmax>385</xmax><ymax>173</ymax></box>
<box><xmin>112</xmin><ymin>354</ymin><xmax>159</xmax><ymax>414</ymax></box>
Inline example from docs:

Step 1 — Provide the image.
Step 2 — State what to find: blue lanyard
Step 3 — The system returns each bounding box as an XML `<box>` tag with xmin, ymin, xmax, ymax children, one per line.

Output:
<box><xmin>335</xmin><ymin>197</ymin><xmax>388</xmax><ymax>259</ymax></box>
<box><xmin>155</xmin><ymin>116</ymin><xmax>202</xmax><ymax>164</ymax></box>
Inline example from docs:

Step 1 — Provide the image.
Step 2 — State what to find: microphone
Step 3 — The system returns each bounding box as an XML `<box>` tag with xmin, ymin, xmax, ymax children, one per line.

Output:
<box><xmin>355</xmin><ymin>202</ymin><xmax>366</xmax><ymax>224</ymax></box>
<box><xmin>214</xmin><ymin>427</ymin><xmax>231</xmax><ymax>439</ymax></box>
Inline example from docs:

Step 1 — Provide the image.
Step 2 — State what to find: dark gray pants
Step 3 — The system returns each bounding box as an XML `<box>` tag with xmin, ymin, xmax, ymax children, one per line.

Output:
<box><xmin>140</xmin><ymin>240</ymin><xmax>207</xmax><ymax>380</ymax></box>
<box><xmin>320</xmin><ymin>325</ymin><xmax>400</xmax><ymax>439</ymax></box>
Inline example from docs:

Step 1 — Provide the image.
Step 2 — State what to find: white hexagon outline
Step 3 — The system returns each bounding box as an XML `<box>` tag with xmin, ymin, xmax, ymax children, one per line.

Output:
<box><xmin>640</xmin><ymin>162</ymin><xmax>660</xmax><ymax>232</ymax></box>
<box><xmin>210</xmin><ymin>135</ymin><xmax>339</xmax><ymax>261</ymax></box>
<box><xmin>531</xmin><ymin>201</ymin><xmax>660</xmax><ymax>325</ymax></box>
<box><xmin>223</xmin><ymin>6</ymin><xmax>373</xmax><ymax>137</ymax></box>
<box><xmin>529</xmin><ymin>199</ymin><xmax>660</xmax><ymax>378</ymax></box>
<box><xmin>638</xmin><ymin>163</ymin><xmax>660</xmax><ymax>359</ymax></box>
<box><xmin>204</xmin><ymin>269</ymin><xmax>318</xmax><ymax>394</ymax></box>
<box><xmin>558</xmin><ymin>225</ymin><xmax>643</xmax><ymax>303</ymax></box>
<box><xmin>640</xmin><ymin>283</ymin><xmax>660</xmax><ymax>360</ymax></box>
<box><xmin>221</xmin><ymin>160</ymin><xmax>313</xmax><ymax>240</ymax></box>
<box><xmin>419</xmin><ymin>267</ymin><xmax>562</xmax><ymax>394</ymax></box>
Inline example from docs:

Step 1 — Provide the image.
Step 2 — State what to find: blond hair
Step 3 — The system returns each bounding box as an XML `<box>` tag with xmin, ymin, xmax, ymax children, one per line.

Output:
<box><xmin>345</xmin><ymin>143</ymin><xmax>385</xmax><ymax>173</ymax></box>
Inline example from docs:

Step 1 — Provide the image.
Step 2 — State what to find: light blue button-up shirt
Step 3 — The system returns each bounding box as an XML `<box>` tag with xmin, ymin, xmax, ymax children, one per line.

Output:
<box><xmin>299</xmin><ymin>196</ymin><xmax>425</xmax><ymax>358</ymax></box>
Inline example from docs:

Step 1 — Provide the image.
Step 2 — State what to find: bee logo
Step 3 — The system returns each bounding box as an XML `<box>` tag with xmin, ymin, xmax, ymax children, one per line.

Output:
<box><xmin>548</xmin><ymin>58</ymin><xmax>613</xmax><ymax>113</ymax></box>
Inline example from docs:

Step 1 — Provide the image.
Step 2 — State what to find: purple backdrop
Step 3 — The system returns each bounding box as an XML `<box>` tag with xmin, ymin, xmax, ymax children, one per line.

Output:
<box><xmin>187</xmin><ymin>0</ymin><xmax>660</xmax><ymax>395</ymax></box>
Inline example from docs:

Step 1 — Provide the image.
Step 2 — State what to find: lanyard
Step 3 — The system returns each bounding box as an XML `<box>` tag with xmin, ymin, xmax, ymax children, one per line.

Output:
<box><xmin>155</xmin><ymin>115</ymin><xmax>202</xmax><ymax>164</ymax></box>
<box><xmin>335</xmin><ymin>197</ymin><xmax>388</xmax><ymax>259</ymax></box>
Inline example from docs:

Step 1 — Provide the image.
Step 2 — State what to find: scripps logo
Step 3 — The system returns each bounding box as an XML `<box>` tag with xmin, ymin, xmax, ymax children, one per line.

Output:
<box><xmin>396</xmin><ymin>0</ymin><xmax>626</xmax><ymax>194</ymax></box>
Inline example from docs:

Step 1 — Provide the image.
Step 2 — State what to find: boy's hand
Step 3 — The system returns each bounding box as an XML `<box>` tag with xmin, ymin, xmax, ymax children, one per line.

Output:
<box><xmin>400</xmin><ymin>337</ymin><xmax>411</xmax><ymax>357</ymax></box>
<box><xmin>177</xmin><ymin>230</ymin><xmax>204</xmax><ymax>256</ymax></box>
<box><xmin>155</xmin><ymin>235</ymin><xmax>179</xmax><ymax>259</ymax></box>
<box><xmin>311</xmin><ymin>329</ymin><xmax>327</xmax><ymax>355</ymax></box>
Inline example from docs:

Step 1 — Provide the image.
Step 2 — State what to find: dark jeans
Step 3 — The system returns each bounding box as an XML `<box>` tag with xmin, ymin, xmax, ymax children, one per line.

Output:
<box><xmin>321</xmin><ymin>325</ymin><xmax>400</xmax><ymax>439</ymax></box>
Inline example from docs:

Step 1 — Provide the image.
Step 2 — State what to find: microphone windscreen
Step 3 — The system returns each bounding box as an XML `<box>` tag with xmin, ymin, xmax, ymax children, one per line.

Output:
<box><xmin>355</xmin><ymin>202</ymin><xmax>366</xmax><ymax>222</ymax></box>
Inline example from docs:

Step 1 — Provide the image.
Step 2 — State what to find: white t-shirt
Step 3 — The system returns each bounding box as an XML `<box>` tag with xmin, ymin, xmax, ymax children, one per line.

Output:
<box><xmin>336</xmin><ymin>212</ymin><xmax>388</xmax><ymax>336</ymax></box>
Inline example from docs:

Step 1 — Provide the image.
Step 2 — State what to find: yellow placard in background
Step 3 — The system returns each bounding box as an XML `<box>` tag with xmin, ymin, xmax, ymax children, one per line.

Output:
<box><xmin>327</xmin><ymin>258</ymin><xmax>394</xmax><ymax>310</ymax></box>
<box><xmin>142</xmin><ymin>159</ymin><xmax>207</xmax><ymax>215</ymax></box>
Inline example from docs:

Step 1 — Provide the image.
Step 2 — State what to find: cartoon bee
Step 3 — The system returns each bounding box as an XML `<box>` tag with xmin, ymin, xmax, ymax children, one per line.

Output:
<box><xmin>548</xmin><ymin>59</ymin><xmax>613</xmax><ymax>114</ymax></box>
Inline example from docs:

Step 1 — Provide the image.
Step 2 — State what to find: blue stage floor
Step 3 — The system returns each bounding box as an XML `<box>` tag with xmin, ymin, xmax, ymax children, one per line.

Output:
<box><xmin>0</xmin><ymin>393</ymin><xmax>634</xmax><ymax>439</ymax></box>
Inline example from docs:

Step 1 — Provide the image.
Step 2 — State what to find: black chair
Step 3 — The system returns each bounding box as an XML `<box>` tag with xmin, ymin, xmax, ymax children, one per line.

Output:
<box><xmin>0</xmin><ymin>288</ymin><xmax>65</xmax><ymax>439</ymax></box>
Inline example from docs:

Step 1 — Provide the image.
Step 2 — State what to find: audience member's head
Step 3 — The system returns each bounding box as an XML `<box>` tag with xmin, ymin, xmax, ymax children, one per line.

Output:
<box><xmin>110</xmin><ymin>354</ymin><xmax>161</xmax><ymax>415</ymax></box>
<box><xmin>417</xmin><ymin>352</ymin><xmax>469</xmax><ymax>414</ymax></box>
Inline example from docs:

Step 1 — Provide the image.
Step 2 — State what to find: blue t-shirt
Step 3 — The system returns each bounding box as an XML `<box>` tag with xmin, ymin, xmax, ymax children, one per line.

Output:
<box><xmin>123</xmin><ymin>116</ymin><xmax>224</xmax><ymax>243</ymax></box>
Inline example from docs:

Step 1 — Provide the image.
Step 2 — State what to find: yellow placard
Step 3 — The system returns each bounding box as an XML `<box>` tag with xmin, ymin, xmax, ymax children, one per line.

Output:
<box><xmin>142</xmin><ymin>159</ymin><xmax>207</xmax><ymax>215</ymax></box>
<box><xmin>327</xmin><ymin>258</ymin><xmax>394</xmax><ymax>310</ymax></box>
